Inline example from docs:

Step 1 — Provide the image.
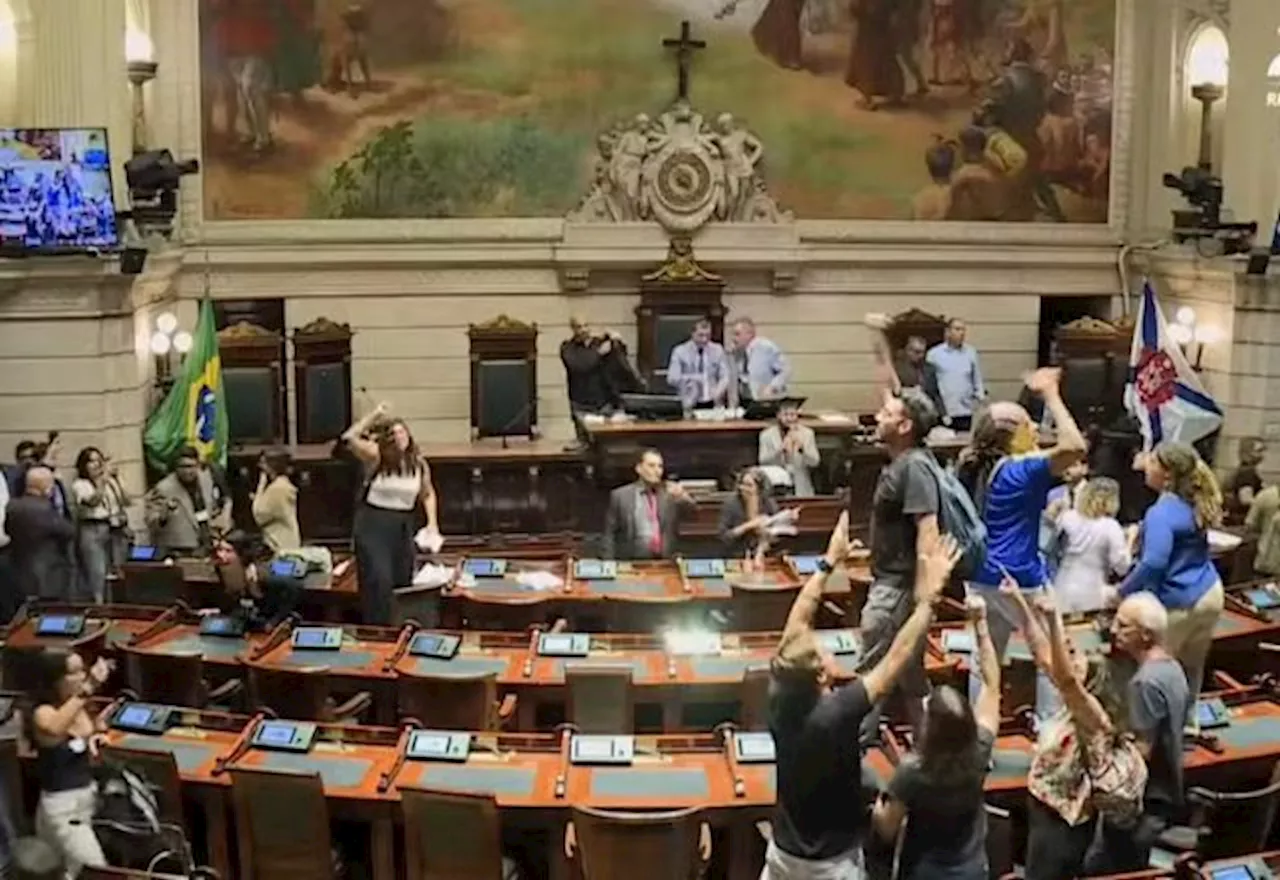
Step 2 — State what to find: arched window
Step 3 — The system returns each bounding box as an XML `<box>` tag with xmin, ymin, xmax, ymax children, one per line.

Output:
<box><xmin>1186</xmin><ymin>23</ymin><xmax>1229</xmax><ymax>88</ymax></box>
<box><xmin>1267</xmin><ymin>52</ymin><xmax>1280</xmax><ymax>79</ymax></box>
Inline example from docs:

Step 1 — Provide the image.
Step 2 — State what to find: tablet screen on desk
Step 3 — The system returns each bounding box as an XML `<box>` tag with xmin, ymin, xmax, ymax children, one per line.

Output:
<box><xmin>199</xmin><ymin>615</ymin><xmax>244</xmax><ymax>637</ymax></box>
<box><xmin>570</xmin><ymin>735</ymin><xmax>633</xmax><ymax>765</ymax></box>
<box><xmin>1210</xmin><ymin>866</ymin><xmax>1256</xmax><ymax>880</ymax></box>
<box><xmin>1246</xmin><ymin>588</ymin><xmax>1280</xmax><ymax>610</ymax></box>
<box><xmin>791</xmin><ymin>555</ymin><xmax>822</xmax><ymax>576</ymax></box>
<box><xmin>291</xmin><ymin>627</ymin><xmax>342</xmax><ymax>650</ymax></box>
<box><xmin>537</xmin><ymin>633</ymin><xmax>589</xmax><ymax>657</ymax></box>
<box><xmin>129</xmin><ymin>545</ymin><xmax>159</xmax><ymax>562</ymax></box>
<box><xmin>269</xmin><ymin>558</ymin><xmax>305</xmax><ymax>579</ymax></box>
<box><xmin>118</xmin><ymin>706</ymin><xmax>155</xmax><ymax>728</ymax></box>
<box><xmin>463</xmin><ymin>558</ymin><xmax>507</xmax><ymax>578</ymax></box>
<box><xmin>406</xmin><ymin>730</ymin><xmax>470</xmax><ymax>762</ymax></box>
<box><xmin>734</xmin><ymin>732</ymin><xmax>776</xmax><ymax>763</ymax></box>
<box><xmin>35</xmin><ymin>615</ymin><xmax>85</xmax><ymax>637</ymax></box>
<box><xmin>683</xmin><ymin>559</ymin><xmax>725</xmax><ymax>578</ymax></box>
<box><xmin>409</xmin><ymin>633</ymin><xmax>460</xmax><ymax>659</ymax></box>
<box><xmin>574</xmin><ymin>560</ymin><xmax>616</xmax><ymax>580</ymax></box>
<box><xmin>1196</xmin><ymin>699</ymin><xmax>1230</xmax><ymax>729</ymax></box>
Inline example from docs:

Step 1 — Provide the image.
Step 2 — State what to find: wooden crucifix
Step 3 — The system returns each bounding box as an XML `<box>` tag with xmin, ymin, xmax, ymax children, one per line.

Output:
<box><xmin>662</xmin><ymin>20</ymin><xmax>706</xmax><ymax>102</ymax></box>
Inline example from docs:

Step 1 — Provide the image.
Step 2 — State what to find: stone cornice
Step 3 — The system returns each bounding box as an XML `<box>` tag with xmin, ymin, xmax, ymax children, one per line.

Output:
<box><xmin>0</xmin><ymin>247</ymin><xmax>183</xmax><ymax>317</ymax></box>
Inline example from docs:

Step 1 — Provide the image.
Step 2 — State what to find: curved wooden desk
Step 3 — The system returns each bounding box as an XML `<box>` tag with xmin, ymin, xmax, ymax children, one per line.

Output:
<box><xmin>121</xmin><ymin>615</ymin><xmax>958</xmax><ymax>729</ymax></box>
<box><xmin>96</xmin><ymin>708</ymin><xmax>895</xmax><ymax>880</ymax></box>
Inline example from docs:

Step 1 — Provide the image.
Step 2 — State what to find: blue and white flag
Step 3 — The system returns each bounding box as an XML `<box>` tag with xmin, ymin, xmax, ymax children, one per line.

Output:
<box><xmin>1124</xmin><ymin>282</ymin><xmax>1223</xmax><ymax>450</ymax></box>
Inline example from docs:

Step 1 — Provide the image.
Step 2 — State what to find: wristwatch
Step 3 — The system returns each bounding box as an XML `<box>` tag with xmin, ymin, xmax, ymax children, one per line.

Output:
<box><xmin>817</xmin><ymin>557</ymin><xmax>835</xmax><ymax>574</ymax></box>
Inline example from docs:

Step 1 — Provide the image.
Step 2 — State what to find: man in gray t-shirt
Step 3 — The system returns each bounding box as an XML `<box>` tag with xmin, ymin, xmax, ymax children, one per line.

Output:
<box><xmin>1086</xmin><ymin>593</ymin><xmax>1189</xmax><ymax>874</ymax></box>
<box><xmin>856</xmin><ymin>389</ymin><xmax>940</xmax><ymax>747</ymax></box>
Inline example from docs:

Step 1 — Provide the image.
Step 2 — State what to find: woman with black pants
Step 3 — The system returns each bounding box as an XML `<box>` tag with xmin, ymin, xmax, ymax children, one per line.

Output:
<box><xmin>343</xmin><ymin>402</ymin><xmax>440</xmax><ymax>626</ymax></box>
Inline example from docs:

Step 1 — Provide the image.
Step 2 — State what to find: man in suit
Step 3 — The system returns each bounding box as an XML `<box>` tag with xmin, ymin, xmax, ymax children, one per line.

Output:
<box><xmin>602</xmin><ymin>449</ymin><xmax>696</xmax><ymax>560</ymax></box>
<box><xmin>6</xmin><ymin>466</ymin><xmax>76</xmax><ymax>601</ymax></box>
<box><xmin>144</xmin><ymin>446</ymin><xmax>231</xmax><ymax>556</ymax></box>
<box><xmin>894</xmin><ymin>335</ymin><xmax>944</xmax><ymax>416</ymax></box>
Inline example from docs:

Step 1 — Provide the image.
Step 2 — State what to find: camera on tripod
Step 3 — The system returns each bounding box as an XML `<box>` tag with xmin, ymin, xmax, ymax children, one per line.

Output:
<box><xmin>124</xmin><ymin>149</ymin><xmax>200</xmax><ymax>239</ymax></box>
<box><xmin>1162</xmin><ymin>165</ymin><xmax>1256</xmax><ymax>256</ymax></box>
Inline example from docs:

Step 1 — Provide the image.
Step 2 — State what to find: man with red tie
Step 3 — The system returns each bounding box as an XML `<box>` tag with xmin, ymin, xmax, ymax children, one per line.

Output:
<box><xmin>601</xmin><ymin>449</ymin><xmax>696</xmax><ymax>560</ymax></box>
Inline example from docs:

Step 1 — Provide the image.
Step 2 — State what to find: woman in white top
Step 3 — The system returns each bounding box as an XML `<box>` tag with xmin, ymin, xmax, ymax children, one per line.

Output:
<box><xmin>70</xmin><ymin>447</ymin><xmax>130</xmax><ymax>604</ymax></box>
<box><xmin>343</xmin><ymin>403</ymin><xmax>439</xmax><ymax>625</ymax></box>
<box><xmin>1051</xmin><ymin>477</ymin><xmax>1131</xmax><ymax>614</ymax></box>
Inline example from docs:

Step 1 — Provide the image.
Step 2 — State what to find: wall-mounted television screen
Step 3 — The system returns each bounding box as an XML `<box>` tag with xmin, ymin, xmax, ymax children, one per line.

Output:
<box><xmin>0</xmin><ymin>127</ymin><xmax>119</xmax><ymax>251</ymax></box>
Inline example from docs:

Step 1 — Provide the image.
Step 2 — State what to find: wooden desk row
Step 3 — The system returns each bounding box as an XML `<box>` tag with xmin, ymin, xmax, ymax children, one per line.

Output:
<box><xmin>113</xmin><ymin>554</ymin><xmax>873</xmax><ymax>632</ymax></box>
<box><xmin>72</xmin><ymin>684</ymin><xmax>1280</xmax><ymax>880</ymax></box>
<box><xmin>4</xmin><ymin>605</ymin><xmax>954</xmax><ymax>729</ymax></box>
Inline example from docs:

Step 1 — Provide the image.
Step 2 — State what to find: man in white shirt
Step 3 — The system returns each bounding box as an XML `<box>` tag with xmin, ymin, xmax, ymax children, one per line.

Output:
<box><xmin>926</xmin><ymin>317</ymin><xmax>986</xmax><ymax>426</ymax></box>
<box><xmin>667</xmin><ymin>319</ymin><xmax>730</xmax><ymax>407</ymax></box>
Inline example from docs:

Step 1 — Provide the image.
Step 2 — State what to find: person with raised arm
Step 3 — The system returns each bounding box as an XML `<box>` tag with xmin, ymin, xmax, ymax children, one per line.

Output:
<box><xmin>762</xmin><ymin>512</ymin><xmax>960</xmax><ymax>880</ymax></box>
<box><xmin>870</xmin><ymin>593</ymin><xmax>1001</xmax><ymax>880</ymax></box>
<box><xmin>342</xmin><ymin>401</ymin><xmax>441</xmax><ymax>626</ymax></box>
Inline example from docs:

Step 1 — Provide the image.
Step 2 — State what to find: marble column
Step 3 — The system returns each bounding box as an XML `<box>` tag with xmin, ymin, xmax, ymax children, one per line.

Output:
<box><xmin>17</xmin><ymin>0</ymin><xmax>131</xmax><ymax>205</ymax></box>
<box><xmin>1221</xmin><ymin>2</ymin><xmax>1280</xmax><ymax>231</ymax></box>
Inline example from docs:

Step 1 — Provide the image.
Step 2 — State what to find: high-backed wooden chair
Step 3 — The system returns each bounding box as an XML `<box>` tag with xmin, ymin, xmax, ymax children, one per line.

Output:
<box><xmin>395</xmin><ymin>671</ymin><xmax>517</xmax><ymax>730</ymax></box>
<box><xmin>229</xmin><ymin>766</ymin><xmax>336</xmax><ymax>880</ymax></box>
<box><xmin>245</xmin><ymin>661</ymin><xmax>371</xmax><ymax>724</ymax></box>
<box><xmin>730</xmin><ymin>583</ymin><xmax>801</xmax><ymax>632</ymax></box>
<box><xmin>565</xmin><ymin>666</ymin><xmax>634</xmax><ymax>734</ymax></box>
<box><xmin>121</xmin><ymin>645</ymin><xmax>243</xmax><ymax>710</ymax></box>
<box><xmin>392</xmin><ymin>584</ymin><xmax>444</xmax><ymax>628</ymax></box>
<box><xmin>739</xmin><ymin>666</ymin><xmax>771</xmax><ymax>730</ymax></box>
<box><xmin>98</xmin><ymin>745</ymin><xmax>185</xmax><ymax>827</ymax></box>
<box><xmin>567</xmin><ymin>805</ymin><xmax>707</xmax><ymax>880</ymax></box>
<box><xmin>400</xmin><ymin>787</ymin><xmax>509</xmax><ymax>879</ymax></box>
<box><xmin>118</xmin><ymin>564</ymin><xmax>186</xmax><ymax>606</ymax></box>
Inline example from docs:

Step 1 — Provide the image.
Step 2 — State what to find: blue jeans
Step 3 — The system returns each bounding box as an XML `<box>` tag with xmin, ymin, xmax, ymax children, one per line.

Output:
<box><xmin>966</xmin><ymin>584</ymin><xmax>1062</xmax><ymax>725</ymax></box>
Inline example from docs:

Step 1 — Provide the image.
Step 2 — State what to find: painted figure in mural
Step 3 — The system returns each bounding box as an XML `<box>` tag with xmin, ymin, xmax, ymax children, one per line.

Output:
<box><xmin>216</xmin><ymin>0</ymin><xmax>277</xmax><ymax>154</ymax></box>
<box><xmin>845</xmin><ymin>0</ymin><xmax>904</xmax><ymax>110</ymax></box>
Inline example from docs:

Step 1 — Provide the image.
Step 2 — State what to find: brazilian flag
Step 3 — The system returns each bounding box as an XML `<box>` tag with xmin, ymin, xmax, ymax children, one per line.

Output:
<box><xmin>143</xmin><ymin>299</ymin><xmax>229</xmax><ymax>472</ymax></box>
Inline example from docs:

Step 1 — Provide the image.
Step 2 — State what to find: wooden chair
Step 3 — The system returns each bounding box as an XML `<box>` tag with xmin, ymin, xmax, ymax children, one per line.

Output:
<box><xmin>392</xmin><ymin>584</ymin><xmax>444</xmax><ymax>628</ymax></box>
<box><xmin>245</xmin><ymin>660</ymin><xmax>372</xmax><ymax>724</ymax></box>
<box><xmin>229</xmin><ymin>766</ymin><xmax>337</xmax><ymax>880</ymax></box>
<box><xmin>395</xmin><ymin>671</ymin><xmax>517</xmax><ymax>730</ymax></box>
<box><xmin>118</xmin><ymin>564</ymin><xmax>186</xmax><ymax>606</ymax></box>
<box><xmin>400</xmin><ymin>787</ymin><xmax>509</xmax><ymax>879</ymax></box>
<box><xmin>121</xmin><ymin>645</ymin><xmax>243</xmax><ymax>710</ymax></box>
<box><xmin>739</xmin><ymin>666</ymin><xmax>771</xmax><ymax>731</ymax></box>
<box><xmin>730</xmin><ymin>582</ymin><xmax>801</xmax><ymax>632</ymax></box>
<box><xmin>567</xmin><ymin>805</ymin><xmax>707</xmax><ymax>880</ymax></box>
<box><xmin>0</xmin><ymin>735</ymin><xmax>28</xmax><ymax>836</ymax></box>
<box><xmin>565</xmin><ymin>666</ymin><xmax>634</xmax><ymax>734</ymax></box>
<box><xmin>98</xmin><ymin>745</ymin><xmax>185</xmax><ymax>827</ymax></box>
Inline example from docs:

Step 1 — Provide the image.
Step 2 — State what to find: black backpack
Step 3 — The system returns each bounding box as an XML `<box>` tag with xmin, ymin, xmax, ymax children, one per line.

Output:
<box><xmin>93</xmin><ymin>762</ymin><xmax>192</xmax><ymax>873</ymax></box>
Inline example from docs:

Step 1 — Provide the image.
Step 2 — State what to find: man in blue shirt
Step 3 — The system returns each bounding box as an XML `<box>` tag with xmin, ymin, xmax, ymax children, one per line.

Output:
<box><xmin>666</xmin><ymin>319</ymin><xmax>730</xmax><ymax>407</ymax></box>
<box><xmin>730</xmin><ymin>316</ymin><xmax>791</xmax><ymax>401</ymax></box>
<box><xmin>927</xmin><ymin>318</ymin><xmax>986</xmax><ymax>426</ymax></box>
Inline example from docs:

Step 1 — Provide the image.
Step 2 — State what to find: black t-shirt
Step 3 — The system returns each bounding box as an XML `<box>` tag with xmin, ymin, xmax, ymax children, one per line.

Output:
<box><xmin>888</xmin><ymin>727</ymin><xmax>996</xmax><ymax>880</ymax></box>
<box><xmin>870</xmin><ymin>449</ymin><xmax>940</xmax><ymax>587</ymax></box>
<box><xmin>769</xmin><ymin>677</ymin><xmax>873</xmax><ymax>860</ymax></box>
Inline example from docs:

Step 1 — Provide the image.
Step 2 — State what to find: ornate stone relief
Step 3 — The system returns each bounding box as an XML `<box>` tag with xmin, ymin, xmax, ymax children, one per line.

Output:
<box><xmin>568</xmin><ymin>99</ymin><xmax>791</xmax><ymax>235</ymax></box>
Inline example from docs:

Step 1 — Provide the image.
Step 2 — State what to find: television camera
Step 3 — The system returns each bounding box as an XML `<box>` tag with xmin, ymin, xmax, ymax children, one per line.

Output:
<box><xmin>1162</xmin><ymin>165</ymin><xmax>1256</xmax><ymax>256</ymax></box>
<box><xmin>124</xmin><ymin>149</ymin><xmax>199</xmax><ymax>239</ymax></box>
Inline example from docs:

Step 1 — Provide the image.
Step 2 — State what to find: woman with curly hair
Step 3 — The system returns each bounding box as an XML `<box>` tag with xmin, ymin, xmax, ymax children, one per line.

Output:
<box><xmin>1116</xmin><ymin>442</ymin><xmax>1223</xmax><ymax>713</ymax></box>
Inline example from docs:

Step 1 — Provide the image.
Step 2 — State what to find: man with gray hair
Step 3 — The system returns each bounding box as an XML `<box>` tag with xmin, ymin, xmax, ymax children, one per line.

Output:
<box><xmin>5</xmin><ymin>466</ymin><xmax>76</xmax><ymax>601</ymax></box>
<box><xmin>1086</xmin><ymin>591</ymin><xmax>1188</xmax><ymax>874</ymax></box>
<box><xmin>730</xmin><ymin>316</ymin><xmax>791</xmax><ymax>402</ymax></box>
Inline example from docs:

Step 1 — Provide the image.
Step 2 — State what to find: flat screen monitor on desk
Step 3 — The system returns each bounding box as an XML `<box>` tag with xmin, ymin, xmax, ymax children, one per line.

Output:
<box><xmin>744</xmin><ymin>397</ymin><xmax>806</xmax><ymax>421</ymax></box>
<box><xmin>406</xmin><ymin>730</ymin><xmax>471</xmax><ymax>762</ymax></box>
<box><xmin>619</xmin><ymin>393</ymin><xmax>684</xmax><ymax>422</ymax></box>
<box><xmin>35</xmin><ymin>615</ymin><xmax>86</xmax><ymax>637</ymax></box>
<box><xmin>570</xmin><ymin>735</ymin><xmax>635</xmax><ymax>766</ymax></box>
<box><xmin>462</xmin><ymin>558</ymin><xmax>508</xmax><ymax>578</ymax></box>
<box><xmin>1196</xmin><ymin>698</ymin><xmax>1231</xmax><ymax>730</ymax></box>
<box><xmin>574</xmin><ymin>560</ymin><xmax>617</xmax><ymax>580</ymax></box>
<box><xmin>199</xmin><ymin>615</ymin><xmax>245</xmax><ymax>637</ymax></box>
<box><xmin>683</xmin><ymin>559</ymin><xmax>725</xmax><ymax>579</ymax></box>
<box><xmin>408</xmin><ymin>633</ymin><xmax>460</xmax><ymax>659</ymax></box>
<box><xmin>128</xmin><ymin>545</ymin><xmax>160</xmax><ymax>562</ymax></box>
<box><xmin>110</xmin><ymin>702</ymin><xmax>173</xmax><ymax>735</ymax></box>
<box><xmin>733</xmin><ymin>732</ymin><xmax>776</xmax><ymax>763</ymax></box>
<box><xmin>790</xmin><ymin>555</ymin><xmax>822</xmax><ymax>576</ymax></box>
<box><xmin>1210</xmin><ymin>866</ymin><xmax>1262</xmax><ymax>880</ymax></box>
<box><xmin>290</xmin><ymin>627</ymin><xmax>343</xmax><ymax>651</ymax></box>
<box><xmin>537</xmin><ymin>633</ymin><xmax>591</xmax><ymax>657</ymax></box>
<box><xmin>250</xmin><ymin>720</ymin><xmax>317</xmax><ymax>753</ymax></box>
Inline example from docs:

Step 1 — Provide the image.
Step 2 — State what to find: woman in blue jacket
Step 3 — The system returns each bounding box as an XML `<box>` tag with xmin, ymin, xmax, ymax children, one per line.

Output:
<box><xmin>1118</xmin><ymin>442</ymin><xmax>1224</xmax><ymax>715</ymax></box>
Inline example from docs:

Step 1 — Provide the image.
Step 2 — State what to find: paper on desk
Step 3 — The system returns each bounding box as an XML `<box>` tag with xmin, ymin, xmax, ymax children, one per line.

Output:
<box><xmin>1208</xmin><ymin>529</ymin><xmax>1243</xmax><ymax>551</ymax></box>
<box><xmin>514</xmin><ymin>571</ymin><xmax>563</xmax><ymax>591</ymax></box>
<box><xmin>413</xmin><ymin>563</ymin><xmax>453</xmax><ymax>587</ymax></box>
<box><xmin>816</xmin><ymin>412</ymin><xmax>854</xmax><ymax>424</ymax></box>
<box><xmin>414</xmin><ymin>527</ymin><xmax>444</xmax><ymax>554</ymax></box>
<box><xmin>764</xmin><ymin>508</ymin><xmax>800</xmax><ymax>537</ymax></box>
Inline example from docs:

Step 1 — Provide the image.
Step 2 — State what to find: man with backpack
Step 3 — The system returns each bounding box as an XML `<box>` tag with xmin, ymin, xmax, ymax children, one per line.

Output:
<box><xmin>856</xmin><ymin>386</ymin><xmax>943</xmax><ymax>748</ymax></box>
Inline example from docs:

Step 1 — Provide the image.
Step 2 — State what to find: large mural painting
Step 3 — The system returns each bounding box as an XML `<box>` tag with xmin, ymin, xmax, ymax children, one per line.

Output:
<box><xmin>199</xmin><ymin>0</ymin><xmax>1117</xmax><ymax>222</ymax></box>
